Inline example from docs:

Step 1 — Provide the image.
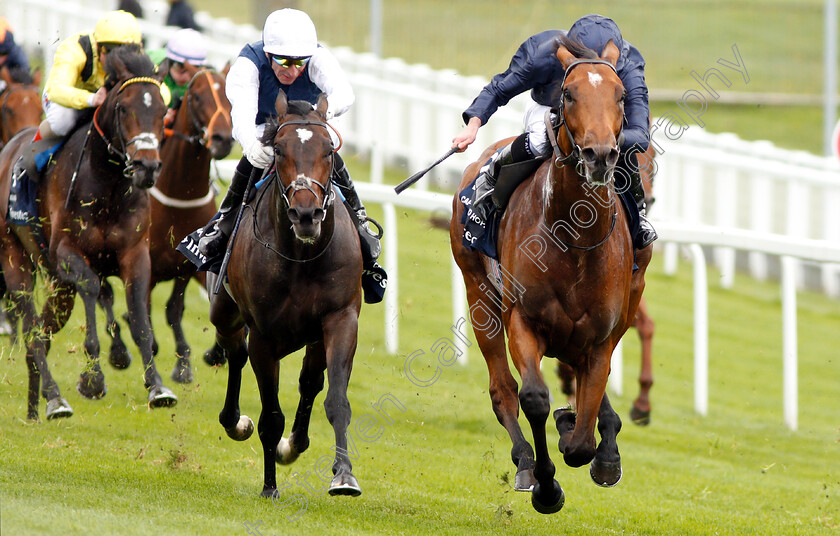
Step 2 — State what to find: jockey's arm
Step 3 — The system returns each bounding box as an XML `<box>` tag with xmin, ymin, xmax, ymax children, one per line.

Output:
<box><xmin>307</xmin><ymin>47</ymin><xmax>354</xmax><ymax>120</ymax></box>
<box><xmin>43</xmin><ymin>37</ymin><xmax>98</xmax><ymax>109</ymax></box>
<box><xmin>225</xmin><ymin>55</ymin><xmax>264</xmax><ymax>157</ymax></box>
<box><xmin>620</xmin><ymin>68</ymin><xmax>651</xmax><ymax>153</ymax></box>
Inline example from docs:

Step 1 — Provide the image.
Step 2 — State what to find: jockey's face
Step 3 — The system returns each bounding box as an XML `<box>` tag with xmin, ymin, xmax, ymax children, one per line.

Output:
<box><xmin>266</xmin><ymin>53</ymin><xmax>309</xmax><ymax>86</ymax></box>
<box><xmin>169</xmin><ymin>62</ymin><xmax>192</xmax><ymax>86</ymax></box>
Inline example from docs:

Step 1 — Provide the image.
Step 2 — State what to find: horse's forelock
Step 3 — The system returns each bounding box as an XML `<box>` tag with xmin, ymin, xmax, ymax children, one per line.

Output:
<box><xmin>104</xmin><ymin>44</ymin><xmax>155</xmax><ymax>86</ymax></box>
<box><xmin>260</xmin><ymin>100</ymin><xmax>322</xmax><ymax>145</ymax></box>
<box><xmin>7</xmin><ymin>66</ymin><xmax>33</xmax><ymax>85</ymax></box>
<box><xmin>555</xmin><ymin>34</ymin><xmax>599</xmax><ymax>61</ymax></box>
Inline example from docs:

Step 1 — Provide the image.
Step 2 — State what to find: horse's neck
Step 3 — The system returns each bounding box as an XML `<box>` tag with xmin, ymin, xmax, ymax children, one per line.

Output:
<box><xmin>155</xmin><ymin>114</ymin><xmax>211</xmax><ymax>198</ymax></box>
<box><xmin>541</xmin><ymin>164</ymin><xmax>616</xmax><ymax>241</ymax></box>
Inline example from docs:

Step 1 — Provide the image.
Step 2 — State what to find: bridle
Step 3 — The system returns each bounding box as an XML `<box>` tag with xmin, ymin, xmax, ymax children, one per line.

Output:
<box><xmin>252</xmin><ymin>117</ymin><xmax>343</xmax><ymax>263</ymax></box>
<box><xmin>543</xmin><ymin>58</ymin><xmax>621</xmax><ymax>251</ymax></box>
<box><xmin>546</xmin><ymin>59</ymin><xmax>623</xmax><ymax>177</ymax></box>
<box><xmin>167</xmin><ymin>69</ymin><xmax>230</xmax><ymax>149</ymax></box>
<box><xmin>92</xmin><ymin>76</ymin><xmax>163</xmax><ymax>177</ymax></box>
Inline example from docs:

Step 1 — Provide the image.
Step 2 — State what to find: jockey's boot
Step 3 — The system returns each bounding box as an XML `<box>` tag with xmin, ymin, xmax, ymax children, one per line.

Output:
<box><xmin>470</xmin><ymin>141</ymin><xmax>518</xmax><ymax>226</ymax></box>
<box><xmin>197</xmin><ymin>165</ymin><xmax>250</xmax><ymax>257</ymax></box>
<box><xmin>629</xmin><ymin>169</ymin><xmax>657</xmax><ymax>249</ymax></box>
<box><xmin>333</xmin><ymin>153</ymin><xmax>382</xmax><ymax>262</ymax></box>
<box><xmin>9</xmin><ymin>123</ymin><xmax>61</xmax><ymax>221</ymax></box>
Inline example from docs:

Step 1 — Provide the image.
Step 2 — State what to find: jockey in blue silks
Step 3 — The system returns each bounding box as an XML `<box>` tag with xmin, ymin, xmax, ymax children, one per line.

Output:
<box><xmin>452</xmin><ymin>13</ymin><xmax>657</xmax><ymax>250</ymax></box>
<box><xmin>198</xmin><ymin>8</ymin><xmax>381</xmax><ymax>263</ymax></box>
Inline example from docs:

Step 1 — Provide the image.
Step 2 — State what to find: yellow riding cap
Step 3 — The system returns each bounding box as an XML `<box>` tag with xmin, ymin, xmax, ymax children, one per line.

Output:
<box><xmin>93</xmin><ymin>10</ymin><xmax>142</xmax><ymax>45</ymax></box>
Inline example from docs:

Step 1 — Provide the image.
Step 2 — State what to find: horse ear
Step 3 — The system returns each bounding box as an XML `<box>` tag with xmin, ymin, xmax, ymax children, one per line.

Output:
<box><xmin>275</xmin><ymin>90</ymin><xmax>288</xmax><ymax>118</ymax></box>
<box><xmin>155</xmin><ymin>58</ymin><xmax>172</xmax><ymax>82</ymax></box>
<box><xmin>222</xmin><ymin>61</ymin><xmax>231</xmax><ymax>78</ymax></box>
<box><xmin>601</xmin><ymin>39</ymin><xmax>620</xmax><ymax>67</ymax></box>
<box><xmin>315</xmin><ymin>93</ymin><xmax>328</xmax><ymax>118</ymax></box>
<box><xmin>555</xmin><ymin>40</ymin><xmax>576</xmax><ymax>70</ymax></box>
<box><xmin>32</xmin><ymin>68</ymin><xmax>42</xmax><ymax>87</ymax></box>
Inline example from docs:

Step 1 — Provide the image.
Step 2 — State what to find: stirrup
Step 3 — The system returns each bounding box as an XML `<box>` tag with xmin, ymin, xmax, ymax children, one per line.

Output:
<box><xmin>359</xmin><ymin>215</ymin><xmax>384</xmax><ymax>240</ymax></box>
<box><xmin>198</xmin><ymin>223</ymin><xmax>228</xmax><ymax>257</ymax></box>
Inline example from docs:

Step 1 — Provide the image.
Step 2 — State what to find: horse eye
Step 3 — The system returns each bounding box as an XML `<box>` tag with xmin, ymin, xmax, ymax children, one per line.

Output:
<box><xmin>563</xmin><ymin>89</ymin><xmax>573</xmax><ymax>103</ymax></box>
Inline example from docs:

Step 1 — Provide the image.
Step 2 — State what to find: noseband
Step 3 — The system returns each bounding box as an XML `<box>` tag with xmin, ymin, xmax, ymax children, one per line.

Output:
<box><xmin>546</xmin><ymin>59</ymin><xmax>623</xmax><ymax>177</ymax></box>
<box><xmin>93</xmin><ymin>76</ymin><xmax>163</xmax><ymax>177</ymax></box>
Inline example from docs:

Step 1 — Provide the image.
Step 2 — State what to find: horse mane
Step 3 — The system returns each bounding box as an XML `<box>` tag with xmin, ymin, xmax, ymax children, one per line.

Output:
<box><xmin>260</xmin><ymin>99</ymin><xmax>318</xmax><ymax>144</ymax></box>
<box><xmin>103</xmin><ymin>44</ymin><xmax>156</xmax><ymax>89</ymax></box>
<box><xmin>7</xmin><ymin>66</ymin><xmax>33</xmax><ymax>85</ymax></box>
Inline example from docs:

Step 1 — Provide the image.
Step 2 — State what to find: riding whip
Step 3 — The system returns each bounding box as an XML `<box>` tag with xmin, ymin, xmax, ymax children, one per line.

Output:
<box><xmin>394</xmin><ymin>147</ymin><xmax>458</xmax><ymax>194</ymax></box>
<box><xmin>213</xmin><ymin>166</ymin><xmax>264</xmax><ymax>295</ymax></box>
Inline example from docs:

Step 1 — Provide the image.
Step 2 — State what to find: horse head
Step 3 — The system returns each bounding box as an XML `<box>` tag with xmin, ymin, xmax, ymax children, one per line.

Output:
<box><xmin>175</xmin><ymin>63</ymin><xmax>233</xmax><ymax>159</ymax></box>
<box><xmin>98</xmin><ymin>44</ymin><xmax>168</xmax><ymax>189</ymax></box>
<box><xmin>0</xmin><ymin>66</ymin><xmax>43</xmax><ymax>144</ymax></box>
<box><xmin>553</xmin><ymin>35</ymin><xmax>624</xmax><ymax>187</ymax></box>
<box><xmin>264</xmin><ymin>92</ymin><xmax>335</xmax><ymax>243</ymax></box>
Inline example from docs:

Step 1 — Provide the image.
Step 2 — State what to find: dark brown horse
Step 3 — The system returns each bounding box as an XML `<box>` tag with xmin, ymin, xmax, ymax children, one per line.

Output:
<box><xmin>208</xmin><ymin>92</ymin><xmax>364</xmax><ymax>498</ymax></box>
<box><xmin>98</xmin><ymin>62</ymin><xmax>233</xmax><ymax>382</ymax></box>
<box><xmin>557</xmin><ymin>143</ymin><xmax>657</xmax><ymax>425</ymax></box>
<box><xmin>450</xmin><ymin>36</ymin><xmax>651</xmax><ymax>513</ymax></box>
<box><xmin>0</xmin><ymin>45</ymin><xmax>174</xmax><ymax>420</ymax></box>
<box><xmin>0</xmin><ymin>65</ymin><xmax>43</xmax><ymax>338</ymax></box>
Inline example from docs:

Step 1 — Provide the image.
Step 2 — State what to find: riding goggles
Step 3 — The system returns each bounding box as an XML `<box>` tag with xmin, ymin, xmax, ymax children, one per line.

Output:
<box><xmin>271</xmin><ymin>55</ymin><xmax>310</xmax><ymax>68</ymax></box>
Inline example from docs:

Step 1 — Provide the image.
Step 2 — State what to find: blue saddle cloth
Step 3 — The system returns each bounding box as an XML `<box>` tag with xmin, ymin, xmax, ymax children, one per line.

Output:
<box><xmin>459</xmin><ymin>175</ymin><xmax>640</xmax><ymax>263</ymax></box>
<box><xmin>6</xmin><ymin>141</ymin><xmax>64</xmax><ymax>226</ymax></box>
<box><xmin>177</xmin><ymin>173</ymin><xmax>387</xmax><ymax>304</ymax></box>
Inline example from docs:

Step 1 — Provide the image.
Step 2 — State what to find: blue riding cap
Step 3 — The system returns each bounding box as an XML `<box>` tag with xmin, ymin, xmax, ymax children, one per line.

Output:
<box><xmin>567</xmin><ymin>14</ymin><xmax>626</xmax><ymax>71</ymax></box>
<box><xmin>0</xmin><ymin>29</ymin><xmax>15</xmax><ymax>56</ymax></box>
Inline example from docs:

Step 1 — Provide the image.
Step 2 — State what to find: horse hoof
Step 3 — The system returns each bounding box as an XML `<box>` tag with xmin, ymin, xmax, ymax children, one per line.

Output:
<box><xmin>629</xmin><ymin>405</ymin><xmax>651</xmax><ymax>426</ymax></box>
<box><xmin>531</xmin><ymin>480</ymin><xmax>564</xmax><ymax>514</ymax></box>
<box><xmin>276</xmin><ymin>436</ymin><xmax>300</xmax><ymax>464</ymax></box>
<box><xmin>514</xmin><ymin>469</ymin><xmax>536</xmax><ymax>492</ymax></box>
<box><xmin>171</xmin><ymin>359</ymin><xmax>194</xmax><ymax>384</ymax></box>
<box><xmin>108</xmin><ymin>343</ymin><xmax>132</xmax><ymax>370</ymax></box>
<box><xmin>46</xmin><ymin>397</ymin><xmax>74</xmax><ymax>420</ymax></box>
<box><xmin>203</xmin><ymin>346</ymin><xmax>226</xmax><ymax>367</ymax></box>
<box><xmin>554</xmin><ymin>407</ymin><xmax>576</xmax><ymax>454</ymax></box>
<box><xmin>148</xmin><ymin>385</ymin><xmax>178</xmax><ymax>408</ymax></box>
<box><xmin>260</xmin><ymin>487</ymin><xmax>278</xmax><ymax>499</ymax></box>
<box><xmin>77</xmin><ymin>371</ymin><xmax>107</xmax><ymax>400</ymax></box>
<box><xmin>225</xmin><ymin>415</ymin><xmax>254</xmax><ymax>441</ymax></box>
<box><xmin>590</xmin><ymin>459</ymin><xmax>622</xmax><ymax>487</ymax></box>
<box><xmin>0</xmin><ymin>318</ymin><xmax>14</xmax><ymax>336</ymax></box>
<box><xmin>328</xmin><ymin>473</ymin><xmax>362</xmax><ymax>496</ymax></box>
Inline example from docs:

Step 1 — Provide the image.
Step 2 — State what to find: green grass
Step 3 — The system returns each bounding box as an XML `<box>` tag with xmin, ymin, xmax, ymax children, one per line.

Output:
<box><xmin>1</xmin><ymin>160</ymin><xmax>839</xmax><ymax>535</ymax></box>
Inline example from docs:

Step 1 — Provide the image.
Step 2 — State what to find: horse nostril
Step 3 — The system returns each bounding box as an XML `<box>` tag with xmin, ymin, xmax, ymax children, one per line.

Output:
<box><xmin>581</xmin><ymin>147</ymin><xmax>597</xmax><ymax>164</ymax></box>
<box><xmin>607</xmin><ymin>147</ymin><xmax>619</xmax><ymax>167</ymax></box>
<box><xmin>287</xmin><ymin>207</ymin><xmax>301</xmax><ymax>223</ymax></box>
<box><xmin>313</xmin><ymin>208</ymin><xmax>326</xmax><ymax>222</ymax></box>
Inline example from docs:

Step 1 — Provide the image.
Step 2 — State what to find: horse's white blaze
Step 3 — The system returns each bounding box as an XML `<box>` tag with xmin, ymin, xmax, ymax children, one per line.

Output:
<box><xmin>297</xmin><ymin>128</ymin><xmax>313</xmax><ymax>143</ymax></box>
<box><xmin>143</xmin><ymin>91</ymin><xmax>153</xmax><ymax>107</ymax></box>
<box><xmin>212</xmin><ymin>82</ymin><xmax>221</xmax><ymax>90</ymax></box>
<box><xmin>294</xmin><ymin>173</ymin><xmax>312</xmax><ymax>188</ymax></box>
<box><xmin>588</xmin><ymin>72</ymin><xmax>603</xmax><ymax>87</ymax></box>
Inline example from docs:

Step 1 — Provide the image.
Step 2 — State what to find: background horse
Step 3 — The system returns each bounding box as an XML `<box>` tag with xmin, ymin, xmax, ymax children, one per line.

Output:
<box><xmin>98</xmin><ymin>62</ymin><xmax>232</xmax><ymax>383</ymax></box>
<box><xmin>208</xmin><ymin>92</ymin><xmax>365</xmax><ymax>498</ymax></box>
<box><xmin>0</xmin><ymin>45</ymin><xmax>174</xmax><ymax>420</ymax></box>
<box><xmin>449</xmin><ymin>36</ymin><xmax>652</xmax><ymax>513</ymax></box>
<box><xmin>0</xmin><ymin>65</ymin><xmax>43</xmax><ymax>337</ymax></box>
<box><xmin>557</xmin><ymin>143</ymin><xmax>657</xmax><ymax>425</ymax></box>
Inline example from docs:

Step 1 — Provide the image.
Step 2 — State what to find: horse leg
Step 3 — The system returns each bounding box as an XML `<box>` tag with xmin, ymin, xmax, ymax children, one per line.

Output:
<box><xmin>277</xmin><ymin>341</ymin><xmax>326</xmax><ymax>465</ymax></box>
<box><xmin>589</xmin><ymin>392</ymin><xmax>623</xmax><ymax>487</ymax></box>
<box><xmin>119</xmin><ymin>246</ymin><xmax>176</xmax><ymax>407</ymax></box>
<box><xmin>463</xmin><ymin>278</ymin><xmax>535</xmax><ymax>492</ymax></box>
<box><xmin>210</xmin><ymin>279</ymin><xmax>252</xmax><ymax>441</ymax></box>
<box><xmin>98</xmin><ymin>278</ymin><xmax>133</xmax><ymax>370</ymax></box>
<box><xmin>630</xmin><ymin>299</ymin><xmax>654</xmax><ymax>425</ymax></box>
<box><xmin>38</xmin><ymin>281</ymin><xmax>78</xmax><ymax>418</ymax></box>
<box><xmin>555</xmin><ymin>344</ymin><xmax>612</xmax><ymax>470</ymax></box>
<box><xmin>556</xmin><ymin>362</ymin><xmax>576</xmax><ymax>408</ymax></box>
<box><xmin>167</xmin><ymin>275</ymin><xmax>193</xmax><ymax>383</ymax></box>
<box><xmin>248</xmin><ymin>330</ymin><xmax>286</xmax><ymax>498</ymax></box>
<box><xmin>507</xmin><ymin>310</ymin><xmax>563</xmax><ymax>514</ymax></box>
<box><xmin>322</xmin><ymin>309</ymin><xmax>361</xmax><ymax>496</ymax></box>
<box><xmin>54</xmin><ymin>249</ymin><xmax>108</xmax><ymax>400</ymax></box>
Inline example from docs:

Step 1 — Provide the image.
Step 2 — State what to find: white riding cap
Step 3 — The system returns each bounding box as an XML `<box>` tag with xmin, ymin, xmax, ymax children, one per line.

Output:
<box><xmin>166</xmin><ymin>28</ymin><xmax>208</xmax><ymax>65</ymax></box>
<box><xmin>262</xmin><ymin>9</ymin><xmax>317</xmax><ymax>57</ymax></box>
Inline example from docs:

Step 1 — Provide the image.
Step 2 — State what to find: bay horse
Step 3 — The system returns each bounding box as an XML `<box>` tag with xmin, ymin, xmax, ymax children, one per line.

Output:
<box><xmin>208</xmin><ymin>92</ymin><xmax>364</xmax><ymax>498</ymax></box>
<box><xmin>557</xmin><ymin>143</ymin><xmax>657</xmax><ymax>425</ymax></box>
<box><xmin>98</xmin><ymin>62</ymin><xmax>233</xmax><ymax>383</ymax></box>
<box><xmin>449</xmin><ymin>36</ymin><xmax>651</xmax><ymax>513</ymax></box>
<box><xmin>0</xmin><ymin>65</ymin><xmax>43</xmax><ymax>337</ymax></box>
<box><xmin>0</xmin><ymin>45</ymin><xmax>175</xmax><ymax>420</ymax></box>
